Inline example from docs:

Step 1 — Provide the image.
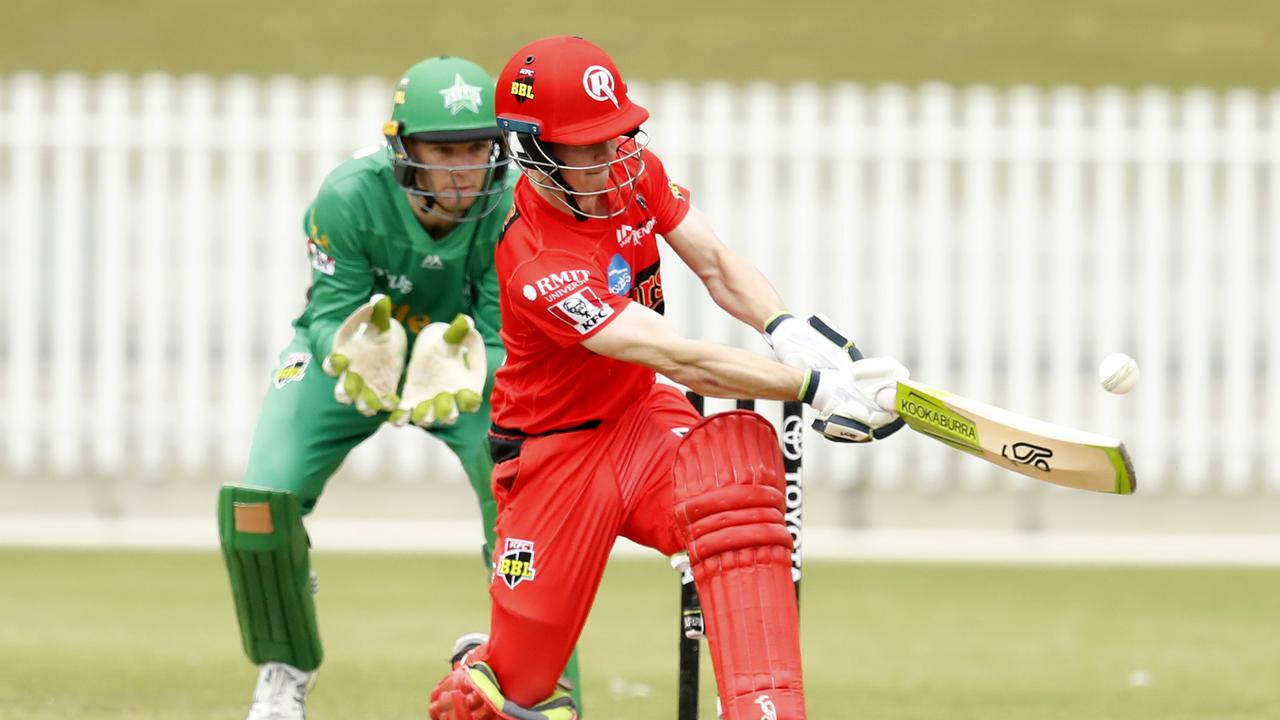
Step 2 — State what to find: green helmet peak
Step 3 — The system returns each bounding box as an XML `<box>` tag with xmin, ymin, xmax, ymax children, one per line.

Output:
<box><xmin>385</xmin><ymin>56</ymin><xmax>503</xmax><ymax>142</ymax></box>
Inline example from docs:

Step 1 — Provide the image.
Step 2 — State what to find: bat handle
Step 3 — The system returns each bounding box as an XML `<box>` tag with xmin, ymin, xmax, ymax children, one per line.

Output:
<box><xmin>874</xmin><ymin>385</ymin><xmax>897</xmax><ymax>412</ymax></box>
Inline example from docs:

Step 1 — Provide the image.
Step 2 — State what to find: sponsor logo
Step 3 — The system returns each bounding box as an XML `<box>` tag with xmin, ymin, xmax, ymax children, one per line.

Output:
<box><xmin>421</xmin><ymin>254</ymin><xmax>444</xmax><ymax>270</ymax></box>
<box><xmin>607</xmin><ymin>254</ymin><xmax>632</xmax><ymax>295</ymax></box>
<box><xmin>900</xmin><ymin>392</ymin><xmax>979</xmax><ymax>450</ymax></box>
<box><xmin>755</xmin><ymin>695</ymin><xmax>778</xmax><ymax>720</ymax></box>
<box><xmin>548</xmin><ymin>287</ymin><xmax>613</xmax><ymax>334</ymax></box>
<box><xmin>373</xmin><ymin>267</ymin><xmax>414</xmax><ymax>294</ymax></box>
<box><xmin>781</xmin><ymin>415</ymin><xmax>803</xmax><ymax>462</ymax></box>
<box><xmin>784</xmin><ymin>470</ymin><xmax>803</xmax><ymax>582</ymax></box>
<box><xmin>522</xmin><ymin>284</ymin><xmax>537</xmax><ymax>301</ymax></box>
<box><xmin>393</xmin><ymin>90</ymin><xmax>406</xmax><ymax>105</ymax></box>
<box><xmin>671</xmin><ymin>426</ymin><xmax>690</xmax><ymax>438</ymax></box>
<box><xmin>510</xmin><ymin>68</ymin><xmax>535</xmax><ymax>103</ymax></box>
<box><xmin>583</xmin><ymin>65</ymin><xmax>619</xmax><ymax>108</ymax></box>
<box><xmin>669</xmin><ymin>181</ymin><xmax>685</xmax><ymax>201</ymax></box>
<box><xmin>630</xmin><ymin>262</ymin><xmax>665</xmax><ymax>312</ymax></box>
<box><xmin>532</xmin><ymin>269</ymin><xmax>591</xmax><ymax>302</ymax></box>
<box><xmin>273</xmin><ymin>353</ymin><xmax>311</xmax><ymax>388</ymax></box>
<box><xmin>438</xmin><ymin>73</ymin><xmax>483</xmax><ymax>115</ymax></box>
<box><xmin>307</xmin><ymin>239</ymin><xmax>335</xmax><ymax>276</ymax></box>
<box><xmin>1001</xmin><ymin>441</ymin><xmax>1054</xmax><ymax>472</ymax></box>
<box><xmin>496</xmin><ymin>538</ymin><xmax>538</xmax><ymax>589</ymax></box>
<box><xmin>615</xmin><ymin>217</ymin><xmax>656</xmax><ymax>247</ymax></box>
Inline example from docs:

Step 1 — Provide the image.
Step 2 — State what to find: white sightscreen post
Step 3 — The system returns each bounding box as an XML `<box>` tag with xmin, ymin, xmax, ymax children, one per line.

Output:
<box><xmin>869</xmin><ymin>84</ymin><xmax>908</xmax><ymax>490</ymax></box>
<box><xmin>137</xmin><ymin>73</ymin><xmax>174</xmax><ymax>473</ymax></box>
<box><xmin>1135</xmin><ymin>87</ymin><xmax>1173</xmax><ymax>491</ymax></box>
<box><xmin>1004</xmin><ymin>86</ymin><xmax>1043</xmax><ymax>492</ymax></box>
<box><xmin>915</xmin><ymin>82</ymin><xmax>955</xmax><ymax>491</ymax></box>
<box><xmin>1047</xmin><ymin>87</ymin><xmax>1084</xmax><ymax>438</ymax></box>
<box><xmin>959</xmin><ymin>85</ymin><xmax>997</xmax><ymax>490</ymax></box>
<box><xmin>51</xmin><ymin>73</ymin><xmax>88</xmax><ymax>474</ymax></box>
<box><xmin>177</xmin><ymin>75</ymin><xmax>214</xmax><ymax>472</ymax></box>
<box><xmin>221</xmin><ymin>76</ymin><xmax>258</xmax><ymax>475</ymax></box>
<box><xmin>830</xmin><ymin>83</ymin><xmax>867</xmax><ymax>489</ymax></box>
<box><xmin>91</xmin><ymin>74</ymin><xmax>130</xmax><ymax>475</ymax></box>
<box><xmin>1177</xmin><ymin>89</ymin><xmax>1214</xmax><ymax>492</ymax></box>
<box><xmin>5</xmin><ymin>74</ymin><xmax>43</xmax><ymax>472</ymax></box>
<box><xmin>1220</xmin><ymin>89</ymin><xmax>1259</xmax><ymax>492</ymax></box>
<box><xmin>1090</xmin><ymin>87</ymin><xmax>1129</xmax><ymax>455</ymax></box>
<box><xmin>1268</xmin><ymin>90</ymin><xmax>1280</xmax><ymax>494</ymax></box>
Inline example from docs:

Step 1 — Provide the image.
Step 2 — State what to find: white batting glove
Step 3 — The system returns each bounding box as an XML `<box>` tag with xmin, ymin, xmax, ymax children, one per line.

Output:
<box><xmin>390</xmin><ymin>313</ymin><xmax>487</xmax><ymax>428</ymax></box>
<box><xmin>764</xmin><ymin>312</ymin><xmax>860</xmax><ymax>371</ymax></box>
<box><xmin>322</xmin><ymin>294</ymin><xmax>408</xmax><ymax>416</ymax></box>
<box><xmin>802</xmin><ymin>357</ymin><xmax>910</xmax><ymax>443</ymax></box>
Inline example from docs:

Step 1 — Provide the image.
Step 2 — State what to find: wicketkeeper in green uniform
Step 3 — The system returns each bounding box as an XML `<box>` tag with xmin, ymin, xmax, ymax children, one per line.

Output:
<box><xmin>216</xmin><ymin>56</ymin><xmax>583</xmax><ymax>719</ymax></box>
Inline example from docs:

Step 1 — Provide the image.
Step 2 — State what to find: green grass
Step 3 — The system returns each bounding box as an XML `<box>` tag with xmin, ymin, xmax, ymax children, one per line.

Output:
<box><xmin>1</xmin><ymin>548</ymin><xmax>1278</xmax><ymax>719</ymax></box>
<box><xmin>2</xmin><ymin>0</ymin><xmax>1278</xmax><ymax>88</ymax></box>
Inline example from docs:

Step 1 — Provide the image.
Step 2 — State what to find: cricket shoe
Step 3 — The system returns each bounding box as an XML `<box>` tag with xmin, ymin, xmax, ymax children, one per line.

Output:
<box><xmin>245</xmin><ymin>661</ymin><xmax>314</xmax><ymax>720</ymax></box>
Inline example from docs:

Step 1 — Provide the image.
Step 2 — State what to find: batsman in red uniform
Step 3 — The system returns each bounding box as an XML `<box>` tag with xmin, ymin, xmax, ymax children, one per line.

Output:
<box><xmin>429</xmin><ymin>36</ymin><xmax>910</xmax><ymax>720</ymax></box>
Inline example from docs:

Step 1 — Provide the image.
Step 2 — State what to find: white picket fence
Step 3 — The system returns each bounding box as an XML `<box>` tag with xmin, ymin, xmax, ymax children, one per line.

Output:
<box><xmin>2</xmin><ymin>72</ymin><xmax>1279</xmax><ymax>525</ymax></box>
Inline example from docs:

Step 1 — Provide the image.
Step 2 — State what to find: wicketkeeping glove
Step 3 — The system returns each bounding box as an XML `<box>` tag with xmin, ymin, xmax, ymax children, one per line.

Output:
<box><xmin>389</xmin><ymin>313</ymin><xmax>487</xmax><ymax>428</ymax></box>
<box><xmin>322</xmin><ymin>294</ymin><xmax>408</xmax><ymax>416</ymax></box>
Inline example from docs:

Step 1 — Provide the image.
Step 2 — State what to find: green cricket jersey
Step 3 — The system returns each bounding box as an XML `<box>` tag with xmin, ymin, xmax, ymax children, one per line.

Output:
<box><xmin>295</xmin><ymin>146</ymin><xmax>512</xmax><ymax>363</ymax></box>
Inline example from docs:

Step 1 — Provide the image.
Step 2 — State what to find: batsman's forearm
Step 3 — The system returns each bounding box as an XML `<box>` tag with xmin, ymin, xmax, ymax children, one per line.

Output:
<box><xmin>659</xmin><ymin>338</ymin><xmax>805</xmax><ymax>402</ymax></box>
<box><xmin>701</xmin><ymin>248</ymin><xmax>787</xmax><ymax>333</ymax></box>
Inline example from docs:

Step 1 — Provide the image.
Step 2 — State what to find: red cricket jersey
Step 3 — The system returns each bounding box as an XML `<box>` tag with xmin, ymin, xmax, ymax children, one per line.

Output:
<box><xmin>491</xmin><ymin>146</ymin><xmax>691</xmax><ymax>434</ymax></box>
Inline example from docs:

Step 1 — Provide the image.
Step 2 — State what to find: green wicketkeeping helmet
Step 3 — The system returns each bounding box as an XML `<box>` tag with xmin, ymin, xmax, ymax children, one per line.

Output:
<box><xmin>383</xmin><ymin>56</ymin><xmax>510</xmax><ymax>221</ymax></box>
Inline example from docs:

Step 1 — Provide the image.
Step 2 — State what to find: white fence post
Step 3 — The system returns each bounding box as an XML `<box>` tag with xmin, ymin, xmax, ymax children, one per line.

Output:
<box><xmin>958</xmin><ymin>85</ymin><xmax>998</xmax><ymax>490</ymax></box>
<box><xmin>137</xmin><ymin>73</ymin><xmax>174</xmax><ymax>473</ymax></box>
<box><xmin>91</xmin><ymin>73</ymin><xmax>130</xmax><ymax>475</ymax></box>
<box><xmin>4</xmin><ymin>73</ymin><xmax>43</xmax><ymax>473</ymax></box>
<box><xmin>1177</xmin><ymin>89</ymin><xmax>1214</xmax><ymax>492</ymax></box>
<box><xmin>1221</xmin><ymin>89</ymin><xmax>1259</xmax><ymax>492</ymax></box>
<box><xmin>1135</xmin><ymin>87</ymin><xmax>1172</xmax><ymax>490</ymax></box>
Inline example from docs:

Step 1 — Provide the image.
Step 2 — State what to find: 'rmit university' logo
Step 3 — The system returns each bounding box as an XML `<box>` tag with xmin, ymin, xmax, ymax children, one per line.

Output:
<box><xmin>496</xmin><ymin>538</ymin><xmax>537</xmax><ymax>589</ymax></box>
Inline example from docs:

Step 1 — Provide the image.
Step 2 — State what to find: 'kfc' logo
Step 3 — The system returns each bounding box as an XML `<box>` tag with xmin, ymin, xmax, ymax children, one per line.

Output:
<box><xmin>548</xmin><ymin>288</ymin><xmax>614</xmax><ymax>334</ymax></box>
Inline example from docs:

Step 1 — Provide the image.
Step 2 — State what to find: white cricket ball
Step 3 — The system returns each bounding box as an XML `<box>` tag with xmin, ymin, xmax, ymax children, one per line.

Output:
<box><xmin>1098</xmin><ymin>353</ymin><xmax>1140</xmax><ymax>394</ymax></box>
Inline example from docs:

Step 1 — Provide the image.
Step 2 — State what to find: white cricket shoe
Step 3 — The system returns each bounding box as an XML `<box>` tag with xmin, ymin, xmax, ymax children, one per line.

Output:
<box><xmin>245</xmin><ymin>661</ymin><xmax>313</xmax><ymax>720</ymax></box>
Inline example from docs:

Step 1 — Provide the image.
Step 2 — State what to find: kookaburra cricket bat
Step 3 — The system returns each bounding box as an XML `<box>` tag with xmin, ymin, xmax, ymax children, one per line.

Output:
<box><xmin>877</xmin><ymin>379</ymin><xmax>1136</xmax><ymax>494</ymax></box>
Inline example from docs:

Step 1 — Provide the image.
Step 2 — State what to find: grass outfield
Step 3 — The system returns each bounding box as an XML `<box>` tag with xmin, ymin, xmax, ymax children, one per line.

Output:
<box><xmin>3</xmin><ymin>0</ymin><xmax>1279</xmax><ymax>88</ymax></box>
<box><xmin>1</xmin><ymin>549</ymin><xmax>1277</xmax><ymax>719</ymax></box>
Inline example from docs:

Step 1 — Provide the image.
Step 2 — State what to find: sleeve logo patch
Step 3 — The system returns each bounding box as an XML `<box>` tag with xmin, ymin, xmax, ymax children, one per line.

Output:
<box><xmin>496</xmin><ymin>538</ymin><xmax>538</xmax><ymax>589</ymax></box>
<box><xmin>273</xmin><ymin>353</ymin><xmax>311</xmax><ymax>388</ymax></box>
<box><xmin>548</xmin><ymin>287</ymin><xmax>613</xmax><ymax>334</ymax></box>
<box><xmin>307</xmin><ymin>238</ymin><xmax>335</xmax><ymax>276</ymax></box>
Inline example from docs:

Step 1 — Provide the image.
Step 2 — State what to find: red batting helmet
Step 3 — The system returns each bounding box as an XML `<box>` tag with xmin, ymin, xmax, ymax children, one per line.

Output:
<box><xmin>495</xmin><ymin>35</ymin><xmax>649</xmax><ymax>144</ymax></box>
<box><xmin>494</xmin><ymin>36</ymin><xmax>650</xmax><ymax>218</ymax></box>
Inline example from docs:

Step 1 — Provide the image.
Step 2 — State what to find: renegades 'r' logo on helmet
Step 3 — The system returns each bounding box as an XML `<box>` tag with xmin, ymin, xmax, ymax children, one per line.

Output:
<box><xmin>582</xmin><ymin>65</ymin><xmax>618</xmax><ymax>108</ymax></box>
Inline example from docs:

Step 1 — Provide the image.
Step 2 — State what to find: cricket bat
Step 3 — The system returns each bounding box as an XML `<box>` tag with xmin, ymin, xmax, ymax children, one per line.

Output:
<box><xmin>877</xmin><ymin>379</ymin><xmax>1136</xmax><ymax>494</ymax></box>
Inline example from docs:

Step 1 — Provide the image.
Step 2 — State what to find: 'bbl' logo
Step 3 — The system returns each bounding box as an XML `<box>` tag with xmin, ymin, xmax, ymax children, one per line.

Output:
<box><xmin>496</xmin><ymin>538</ymin><xmax>538</xmax><ymax>589</ymax></box>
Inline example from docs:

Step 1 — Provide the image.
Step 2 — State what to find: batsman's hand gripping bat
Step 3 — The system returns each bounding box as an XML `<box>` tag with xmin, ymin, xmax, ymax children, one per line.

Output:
<box><xmin>873</xmin><ymin>380</ymin><xmax>1136</xmax><ymax>495</ymax></box>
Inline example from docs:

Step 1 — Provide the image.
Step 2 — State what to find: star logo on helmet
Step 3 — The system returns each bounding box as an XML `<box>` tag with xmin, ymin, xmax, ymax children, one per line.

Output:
<box><xmin>439</xmin><ymin>74</ymin><xmax>483</xmax><ymax>115</ymax></box>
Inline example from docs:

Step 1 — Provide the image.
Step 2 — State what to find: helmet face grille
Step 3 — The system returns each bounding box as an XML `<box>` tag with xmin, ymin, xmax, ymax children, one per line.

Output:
<box><xmin>511</xmin><ymin>132</ymin><xmax>649</xmax><ymax>219</ymax></box>
<box><xmin>385</xmin><ymin>134</ymin><xmax>513</xmax><ymax>224</ymax></box>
